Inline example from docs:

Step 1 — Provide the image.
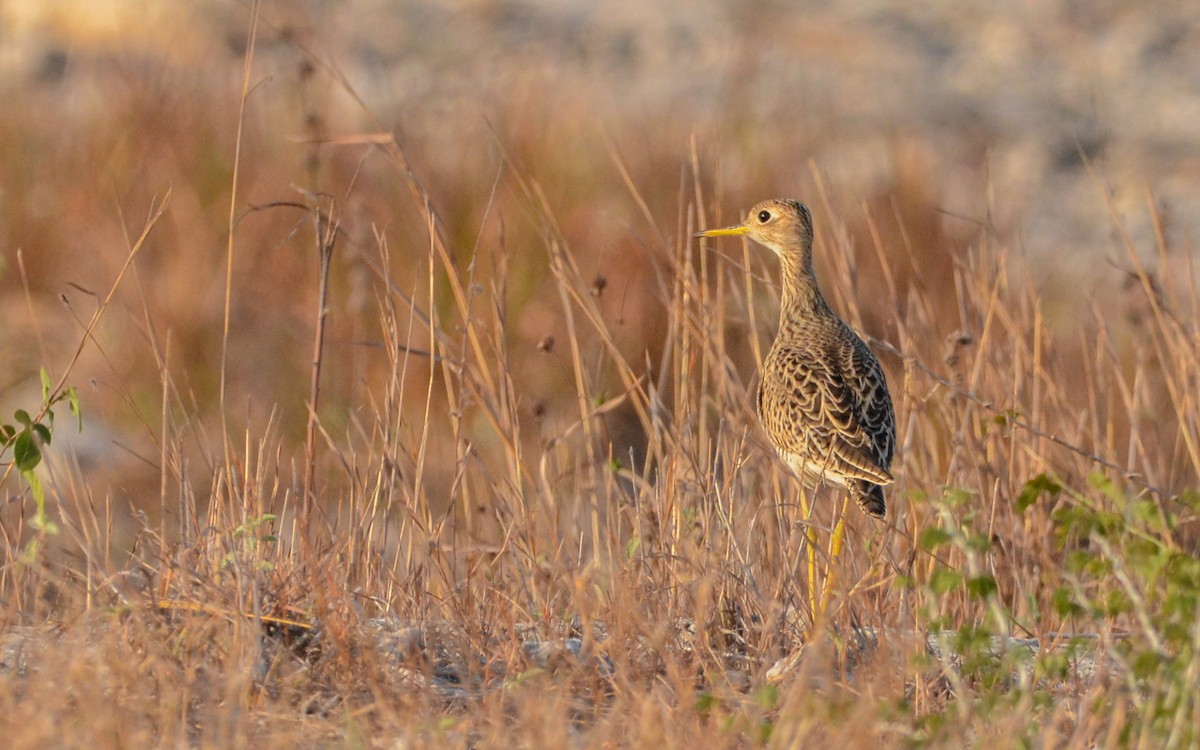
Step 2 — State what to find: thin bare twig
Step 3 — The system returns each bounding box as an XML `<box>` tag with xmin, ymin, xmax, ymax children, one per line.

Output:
<box><xmin>868</xmin><ymin>335</ymin><xmax>1172</xmax><ymax>499</ymax></box>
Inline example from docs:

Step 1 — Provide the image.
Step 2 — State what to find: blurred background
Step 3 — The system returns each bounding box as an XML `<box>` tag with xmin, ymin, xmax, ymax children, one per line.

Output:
<box><xmin>1</xmin><ymin>0</ymin><xmax>1198</xmax><ymax>538</ymax></box>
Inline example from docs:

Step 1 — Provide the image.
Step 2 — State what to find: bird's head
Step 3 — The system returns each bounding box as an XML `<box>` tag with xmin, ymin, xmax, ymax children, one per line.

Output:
<box><xmin>695</xmin><ymin>198</ymin><xmax>813</xmax><ymax>260</ymax></box>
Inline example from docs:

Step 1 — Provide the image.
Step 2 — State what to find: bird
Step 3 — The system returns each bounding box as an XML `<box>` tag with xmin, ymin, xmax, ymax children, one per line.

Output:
<box><xmin>696</xmin><ymin>199</ymin><xmax>895</xmax><ymax>519</ymax></box>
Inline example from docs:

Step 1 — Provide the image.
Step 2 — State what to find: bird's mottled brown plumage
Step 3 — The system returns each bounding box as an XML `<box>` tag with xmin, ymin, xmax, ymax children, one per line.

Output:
<box><xmin>697</xmin><ymin>199</ymin><xmax>895</xmax><ymax>518</ymax></box>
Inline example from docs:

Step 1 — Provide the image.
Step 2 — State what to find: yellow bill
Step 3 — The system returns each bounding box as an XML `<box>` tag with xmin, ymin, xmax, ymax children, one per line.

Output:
<box><xmin>694</xmin><ymin>224</ymin><xmax>750</xmax><ymax>238</ymax></box>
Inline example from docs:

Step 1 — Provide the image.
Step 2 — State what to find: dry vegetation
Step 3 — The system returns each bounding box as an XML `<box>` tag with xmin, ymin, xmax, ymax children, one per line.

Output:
<box><xmin>2</xmin><ymin>2</ymin><xmax>1200</xmax><ymax>748</ymax></box>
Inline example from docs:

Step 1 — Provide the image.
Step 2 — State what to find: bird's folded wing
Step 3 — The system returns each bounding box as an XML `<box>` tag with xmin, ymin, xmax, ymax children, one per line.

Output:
<box><xmin>759</xmin><ymin>349</ymin><xmax>893</xmax><ymax>485</ymax></box>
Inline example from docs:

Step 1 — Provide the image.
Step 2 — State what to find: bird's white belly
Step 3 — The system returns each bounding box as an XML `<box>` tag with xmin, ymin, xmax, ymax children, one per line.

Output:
<box><xmin>779</xmin><ymin>449</ymin><xmax>852</xmax><ymax>489</ymax></box>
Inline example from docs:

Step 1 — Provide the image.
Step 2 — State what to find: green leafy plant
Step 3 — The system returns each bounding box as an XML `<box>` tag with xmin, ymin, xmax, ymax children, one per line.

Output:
<box><xmin>222</xmin><ymin>512</ymin><xmax>280</xmax><ymax>570</ymax></box>
<box><xmin>913</xmin><ymin>485</ymin><xmax>1043</xmax><ymax>741</ymax></box>
<box><xmin>1</xmin><ymin>367</ymin><xmax>81</xmax><ymax>541</ymax></box>
<box><xmin>1051</xmin><ymin>473</ymin><xmax>1200</xmax><ymax>747</ymax></box>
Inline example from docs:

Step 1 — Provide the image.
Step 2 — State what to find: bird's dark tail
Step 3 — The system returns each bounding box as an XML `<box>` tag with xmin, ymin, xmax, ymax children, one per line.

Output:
<box><xmin>854</xmin><ymin>481</ymin><xmax>887</xmax><ymax>519</ymax></box>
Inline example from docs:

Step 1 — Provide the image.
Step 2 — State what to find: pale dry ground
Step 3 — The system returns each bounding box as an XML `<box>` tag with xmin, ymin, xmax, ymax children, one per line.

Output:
<box><xmin>2</xmin><ymin>3</ymin><xmax>1200</xmax><ymax>748</ymax></box>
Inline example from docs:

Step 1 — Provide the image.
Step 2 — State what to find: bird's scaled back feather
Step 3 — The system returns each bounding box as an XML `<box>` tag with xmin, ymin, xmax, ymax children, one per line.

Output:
<box><xmin>757</xmin><ymin>323</ymin><xmax>894</xmax><ymax>487</ymax></box>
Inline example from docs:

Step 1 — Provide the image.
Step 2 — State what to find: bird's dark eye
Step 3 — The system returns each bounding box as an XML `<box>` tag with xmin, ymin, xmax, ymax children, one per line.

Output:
<box><xmin>757</xmin><ymin>210</ymin><xmax>772</xmax><ymax>223</ymax></box>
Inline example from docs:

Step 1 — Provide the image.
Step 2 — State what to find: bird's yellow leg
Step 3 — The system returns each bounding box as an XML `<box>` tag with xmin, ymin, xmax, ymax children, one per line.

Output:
<box><xmin>819</xmin><ymin>493</ymin><xmax>851</xmax><ymax>614</ymax></box>
<box><xmin>798</xmin><ymin>488</ymin><xmax>819</xmax><ymax>620</ymax></box>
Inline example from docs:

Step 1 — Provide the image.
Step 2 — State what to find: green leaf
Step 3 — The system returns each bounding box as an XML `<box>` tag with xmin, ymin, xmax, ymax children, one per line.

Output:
<box><xmin>992</xmin><ymin>409</ymin><xmax>1021</xmax><ymax>428</ymax></box>
<box><xmin>511</xmin><ymin>667</ymin><xmax>545</xmax><ymax>685</ymax></box>
<box><xmin>29</xmin><ymin>514</ymin><xmax>59</xmax><ymax>534</ymax></box>
<box><xmin>625</xmin><ymin>536</ymin><xmax>641</xmax><ymax>560</ymax></box>
<box><xmin>21</xmin><ymin>538</ymin><xmax>42</xmax><ymax>564</ymax></box>
<box><xmin>14</xmin><ymin>409</ymin><xmax>32</xmax><ymax>428</ymax></box>
<box><xmin>904</xmin><ymin>488</ymin><xmax>929</xmax><ymax>505</ymax></box>
<box><xmin>39</xmin><ymin>367</ymin><xmax>52</xmax><ymax>400</ymax></box>
<box><xmin>1034</xmin><ymin>649</ymin><xmax>1069</xmax><ymax>681</ymax></box>
<box><xmin>928</xmin><ymin>566</ymin><xmax>963</xmax><ymax>594</ymax></box>
<box><xmin>32</xmin><ymin>423</ymin><xmax>51</xmax><ymax>446</ymax></box>
<box><xmin>21</xmin><ymin>468</ymin><xmax>55</xmax><ymax>537</ymax></box>
<box><xmin>66</xmin><ymin>387</ymin><xmax>82</xmax><ymax>430</ymax></box>
<box><xmin>757</xmin><ymin>718</ymin><xmax>774</xmax><ymax>745</ymax></box>
<box><xmin>926</xmin><ymin>616</ymin><xmax>953</xmax><ymax>632</ymax></box>
<box><xmin>1177</xmin><ymin>490</ymin><xmax>1200</xmax><ymax>512</ymax></box>
<box><xmin>1052</xmin><ymin>586</ymin><xmax>1084</xmax><ymax>617</ymax></box>
<box><xmin>1128</xmin><ymin>498</ymin><xmax>1160</xmax><ymax>528</ymax></box>
<box><xmin>1016</xmin><ymin>473</ymin><xmax>1062</xmax><ymax>514</ymax></box>
<box><xmin>1131</xmin><ymin>651</ymin><xmax>1164</xmax><ymax>681</ymax></box>
<box><xmin>13</xmin><ymin>432</ymin><xmax>41</xmax><ymax>472</ymax></box>
<box><xmin>918</xmin><ymin>526</ymin><xmax>952</xmax><ymax>550</ymax></box>
<box><xmin>1103</xmin><ymin>589</ymin><xmax>1131</xmax><ymax>616</ymax></box>
<box><xmin>753</xmin><ymin>683</ymin><xmax>779</xmax><ymax>709</ymax></box>
<box><xmin>965</xmin><ymin>532</ymin><xmax>992</xmax><ymax>553</ymax></box>
<box><xmin>942</xmin><ymin>486</ymin><xmax>976</xmax><ymax>508</ymax></box>
<box><xmin>966</xmin><ymin>575</ymin><xmax>998</xmax><ymax>599</ymax></box>
<box><xmin>1088</xmin><ymin>472</ymin><xmax>1125</xmax><ymax>505</ymax></box>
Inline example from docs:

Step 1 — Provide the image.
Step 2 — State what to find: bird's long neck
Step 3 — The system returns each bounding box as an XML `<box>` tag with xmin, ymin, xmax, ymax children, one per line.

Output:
<box><xmin>776</xmin><ymin>239</ymin><xmax>830</xmax><ymax>322</ymax></box>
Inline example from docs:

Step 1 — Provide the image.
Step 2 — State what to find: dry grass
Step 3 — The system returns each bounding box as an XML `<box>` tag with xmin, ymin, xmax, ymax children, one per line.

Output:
<box><xmin>2</xmin><ymin>3</ymin><xmax>1200</xmax><ymax>748</ymax></box>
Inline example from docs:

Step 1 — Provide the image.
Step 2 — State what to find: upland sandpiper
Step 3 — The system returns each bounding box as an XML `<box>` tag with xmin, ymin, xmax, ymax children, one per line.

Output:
<box><xmin>696</xmin><ymin>199</ymin><xmax>895</xmax><ymax>519</ymax></box>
